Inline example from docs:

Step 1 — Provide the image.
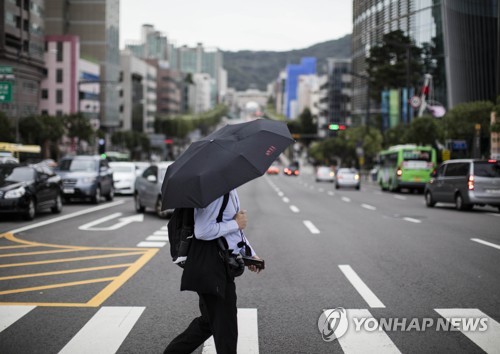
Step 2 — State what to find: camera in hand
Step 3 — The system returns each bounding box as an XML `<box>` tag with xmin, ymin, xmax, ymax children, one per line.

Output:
<box><xmin>242</xmin><ymin>256</ymin><xmax>265</xmax><ymax>270</ymax></box>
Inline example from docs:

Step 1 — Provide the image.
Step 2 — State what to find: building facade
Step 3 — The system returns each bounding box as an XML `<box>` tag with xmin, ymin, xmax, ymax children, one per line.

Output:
<box><xmin>146</xmin><ymin>59</ymin><xmax>182</xmax><ymax>117</ymax></box>
<box><xmin>119</xmin><ymin>51</ymin><xmax>157</xmax><ymax>133</ymax></box>
<box><xmin>45</xmin><ymin>0</ymin><xmax>121</xmax><ymax>129</ymax></box>
<box><xmin>0</xmin><ymin>0</ymin><xmax>46</xmax><ymax>133</ymax></box>
<box><xmin>284</xmin><ymin>57</ymin><xmax>317</xmax><ymax>119</ymax></box>
<box><xmin>326</xmin><ymin>58</ymin><xmax>352</xmax><ymax>125</ymax></box>
<box><xmin>352</xmin><ymin>0</ymin><xmax>498</xmax><ymax>124</ymax></box>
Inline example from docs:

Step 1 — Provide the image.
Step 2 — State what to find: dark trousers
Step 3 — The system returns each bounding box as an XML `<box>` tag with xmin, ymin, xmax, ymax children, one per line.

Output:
<box><xmin>164</xmin><ymin>281</ymin><xmax>238</xmax><ymax>354</ymax></box>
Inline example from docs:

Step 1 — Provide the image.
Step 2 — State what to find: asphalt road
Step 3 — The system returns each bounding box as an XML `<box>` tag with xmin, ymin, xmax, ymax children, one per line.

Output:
<box><xmin>0</xmin><ymin>165</ymin><xmax>499</xmax><ymax>353</ymax></box>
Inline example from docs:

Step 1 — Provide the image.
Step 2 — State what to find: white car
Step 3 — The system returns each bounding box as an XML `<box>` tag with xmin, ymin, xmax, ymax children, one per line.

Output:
<box><xmin>335</xmin><ymin>168</ymin><xmax>361</xmax><ymax>190</ymax></box>
<box><xmin>109</xmin><ymin>162</ymin><xmax>137</xmax><ymax>195</ymax></box>
<box><xmin>316</xmin><ymin>166</ymin><xmax>335</xmax><ymax>183</ymax></box>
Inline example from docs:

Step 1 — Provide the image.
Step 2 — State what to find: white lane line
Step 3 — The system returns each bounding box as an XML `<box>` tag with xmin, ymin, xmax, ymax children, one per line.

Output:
<box><xmin>290</xmin><ymin>205</ymin><xmax>300</xmax><ymax>213</ymax></box>
<box><xmin>361</xmin><ymin>204</ymin><xmax>376</xmax><ymax>211</ymax></box>
<box><xmin>318</xmin><ymin>188</ymin><xmax>324</xmax><ymax>193</ymax></box>
<box><xmin>203</xmin><ymin>308</ymin><xmax>259</xmax><ymax>354</ymax></box>
<box><xmin>394</xmin><ymin>195</ymin><xmax>407</xmax><ymax>200</ymax></box>
<box><xmin>146</xmin><ymin>235</ymin><xmax>170</xmax><ymax>241</ymax></box>
<box><xmin>59</xmin><ymin>306</ymin><xmax>145</xmax><ymax>354</ymax></box>
<box><xmin>136</xmin><ymin>241</ymin><xmax>167</xmax><ymax>248</ymax></box>
<box><xmin>153</xmin><ymin>230</ymin><xmax>169</xmax><ymax>235</ymax></box>
<box><xmin>160</xmin><ymin>226</ymin><xmax>169</xmax><ymax>230</ymax></box>
<box><xmin>303</xmin><ymin>220</ymin><xmax>320</xmax><ymax>234</ymax></box>
<box><xmin>326</xmin><ymin>308</ymin><xmax>401</xmax><ymax>354</ymax></box>
<box><xmin>282</xmin><ymin>197</ymin><xmax>290</xmax><ymax>203</ymax></box>
<box><xmin>8</xmin><ymin>200</ymin><xmax>126</xmax><ymax>234</ymax></box>
<box><xmin>339</xmin><ymin>265</ymin><xmax>385</xmax><ymax>308</ymax></box>
<box><xmin>403</xmin><ymin>217</ymin><xmax>421</xmax><ymax>224</ymax></box>
<box><xmin>0</xmin><ymin>306</ymin><xmax>36</xmax><ymax>333</ymax></box>
<box><xmin>278</xmin><ymin>192</ymin><xmax>284</xmax><ymax>197</ymax></box>
<box><xmin>435</xmin><ymin>308</ymin><xmax>500</xmax><ymax>354</ymax></box>
<box><xmin>327</xmin><ymin>191</ymin><xmax>335</xmax><ymax>196</ymax></box>
<box><xmin>471</xmin><ymin>238</ymin><xmax>500</xmax><ymax>251</ymax></box>
<box><xmin>487</xmin><ymin>213</ymin><xmax>500</xmax><ymax>217</ymax></box>
<box><xmin>342</xmin><ymin>197</ymin><xmax>351</xmax><ymax>203</ymax></box>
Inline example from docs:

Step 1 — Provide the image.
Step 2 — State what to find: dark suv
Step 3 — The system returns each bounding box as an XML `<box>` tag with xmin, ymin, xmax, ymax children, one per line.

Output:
<box><xmin>425</xmin><ymin>159</ymin><xmax>500</xmax><ymax>211</ymax></box>
<box><xmin>55</xmin><ymin>155</ymin><xmax>114</xmax><ymax>204</ymax></box>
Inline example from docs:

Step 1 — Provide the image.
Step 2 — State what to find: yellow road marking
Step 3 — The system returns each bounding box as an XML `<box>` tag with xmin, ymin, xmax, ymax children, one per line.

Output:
<box><xmin>0</xmin><ymin>263</ymin><xmax>134</xmax><ymax>281</ymax></box>
<box><xmin>0</xmin><ymin>277</ymin><xmax>117</xmax><ymax>295</ymax></box>
<box><xmin>0</xmin><ymin>248</ymin><xmax>86</xmax><ymax>258</ymax></box>
<box><xmin>87</xmin><ymin>249</ymin><xmax>157</xmax><ymax>307</ymax></box>
<box><xmin>0</xmin><ymin>244</ymin><xmax>38</xmax><ymax>250</ymax></box>
<box><xmin>0</xmin><ymin>251</ymin><xmax>145</xmax><ymax>268</ymax></box>
<box><xmin>0</xmin><ymin>232</ymin><xmax>159</xmax><ymax>307</ymax></box>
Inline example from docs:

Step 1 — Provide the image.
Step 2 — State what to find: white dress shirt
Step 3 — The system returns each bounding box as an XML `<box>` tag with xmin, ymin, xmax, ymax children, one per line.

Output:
<box><xmin>194</xmin><ymin>189</ymin><xmax>255</xmax><ymax>256</ymax></box>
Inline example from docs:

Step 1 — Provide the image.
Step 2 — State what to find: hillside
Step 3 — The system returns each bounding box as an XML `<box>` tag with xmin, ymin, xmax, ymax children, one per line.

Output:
<box><xmin>223</xmin><ymin>34</ymin><xmax>352</xmax><ymax>91</ymax></box>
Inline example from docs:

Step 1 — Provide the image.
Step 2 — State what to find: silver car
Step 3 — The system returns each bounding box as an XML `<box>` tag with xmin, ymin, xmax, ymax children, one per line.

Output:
<box><xmin>335</xmin><ymin>168</ymin><xmax>361</xmax><ymax>190</ymax></box>
<box><xmin>425</xmin><ymin>159</ymin><xmax>500</xmax><ymax>211</ymax></box>
<box><xmin>134</xmin><ymin>162</ymin><xmax>173</xmax><ymax>218</ymax></box>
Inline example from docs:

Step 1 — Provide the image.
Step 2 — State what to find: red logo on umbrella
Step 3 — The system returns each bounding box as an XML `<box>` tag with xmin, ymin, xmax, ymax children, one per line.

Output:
<box><xmin>266</xmin><ymin>145</ymin><xmax>277</xmax><ymax>156</ymax></box>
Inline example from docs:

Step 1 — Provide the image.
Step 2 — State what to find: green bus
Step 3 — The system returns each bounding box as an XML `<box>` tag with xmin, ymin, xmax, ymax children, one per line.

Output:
<box><xmin>377</xmin><ymin>144</ymin><xmax>437</xmax><ymax>192</ymax></box>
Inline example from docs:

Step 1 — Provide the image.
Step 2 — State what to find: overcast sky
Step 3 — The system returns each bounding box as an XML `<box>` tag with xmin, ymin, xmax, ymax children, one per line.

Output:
<box><xmin>119</xmin><ymin>0</ymin><xmax>353</xmax><ymax>52</ymax></box>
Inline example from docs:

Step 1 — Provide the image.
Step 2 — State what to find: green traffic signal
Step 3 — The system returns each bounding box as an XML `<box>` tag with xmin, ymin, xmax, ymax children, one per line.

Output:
<box><xmin>329</xmin><ymin>124</ymin><xmax>340</xmax><ymax>130</ymax></box>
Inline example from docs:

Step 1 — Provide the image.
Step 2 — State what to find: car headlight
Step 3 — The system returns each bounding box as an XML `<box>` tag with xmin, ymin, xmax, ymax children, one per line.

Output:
<box><xmin>5</xmin><ymin>187</ymin><xmax>26</xmax><ymax>199</ymax></box>
<box><xmin>80</xmin><ymin>177</ymin><xmax>96</xmax><ymax>184</ymax></box>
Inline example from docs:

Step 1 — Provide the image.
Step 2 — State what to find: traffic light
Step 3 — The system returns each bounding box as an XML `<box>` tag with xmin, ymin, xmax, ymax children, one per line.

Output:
<box><xmin>98</xmin><ymin>138</ymin><xmax>106</xmax><ymax>156</ymax></box>
<box><xmin>328</xmin><ymin>123</ymin><xmax>347</xmax><ymax>131</ymax></box>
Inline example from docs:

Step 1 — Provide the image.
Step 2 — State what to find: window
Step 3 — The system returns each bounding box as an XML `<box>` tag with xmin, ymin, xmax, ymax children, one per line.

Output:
<box><xmin>56</xmin><ymin>42</ymin><xmax>63</xmax><ymax>62</ymax></box>
<box><xmin>56</xmin><ymin>110</ymin><xmax>63</xmax><ymax>116</ymax></box>
<box><xmin>41</xmin><ymin>110</ymin><xmax>48</xmax><ymax>115</ymax></box>
<box><xmin>41</xmin><ymin>89</ymin><xmax>48</xmax><ymax>99</ymax></box>
<box><xmin>142</xmin><ymin>166</ymin><xmax>157</xmax><ymax>179</ymax></box>
<box><xmin>56</xmin><ymin>69</ymin><xmax>63</xmax><ymax>83</ymax></box>
<box><xmin>444</xmin><ymin>163</ymin><xmax>469</xmax><ymax>177</ymax></box>
<box><xmin>56</xmin><ymin>89</ymin><xmax>63</xmax><ymax>104</ymax></box>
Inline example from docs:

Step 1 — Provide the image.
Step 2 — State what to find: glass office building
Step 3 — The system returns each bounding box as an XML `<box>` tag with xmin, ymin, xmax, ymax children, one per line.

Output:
<box><xmin>352</xmin><ymin>0</ymin><xmax>498</xmax><ymax>124</ymax></box>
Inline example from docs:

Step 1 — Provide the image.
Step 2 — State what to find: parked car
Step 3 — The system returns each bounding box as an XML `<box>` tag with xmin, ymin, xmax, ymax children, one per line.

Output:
<box><xmin>0</xmin><ymin>156</ymin><xmax>19</xmax><ymax>164</ymax></box>
<box><xmin>133</xmin><ymin>161</ymin><xmax>151</xmax><ymax>177</ymax></box>
<box><xmin>316</xmin><ymin>166</ymin><xmax>335</xmax><ymax>183</ymax></box>
<box><xmin>109</xmin><ymin>161</ymin><xmax>137</xmax><ymax>195</ymax></box>
<box><xmin>0</xmin><ymin>163</ymin><xmax>63</xmax><ymax>220</ymax></box>
<box><xmin>425</xmin><ymin>159</ymin><xmax>500</xmax><ymax>211</ymax></box>
<box><xmin>134</xmin><ymin>162</ymin><xmax>173</xmax><ymax>218</ymax></box>
<box><xmin>335</xmin><ymin>168</ymin><xmax>361</xmax><ymax>190</ymax></box>
<box><xmin>55</xmin><ymin>155</ymin><xmax>114</xmax><ymax>204</ymax></box>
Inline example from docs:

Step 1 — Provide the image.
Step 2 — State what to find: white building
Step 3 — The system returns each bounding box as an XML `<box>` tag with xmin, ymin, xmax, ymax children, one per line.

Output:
<box><xmin>189</xmin><ymin>73</ymin><xmax>212</xmax><ymax>114</ymax></box>
<box><xmin>119</xmin><ymin>50</ymin><xmax>157</xmax><ymax>133</ymax></box>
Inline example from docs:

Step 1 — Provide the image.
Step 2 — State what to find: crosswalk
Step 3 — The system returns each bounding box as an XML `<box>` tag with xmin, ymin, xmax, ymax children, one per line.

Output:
<box><xmin>1</xmin><ymin>305</ymin><xmax>500</xmax><ymax>353</ymax></box>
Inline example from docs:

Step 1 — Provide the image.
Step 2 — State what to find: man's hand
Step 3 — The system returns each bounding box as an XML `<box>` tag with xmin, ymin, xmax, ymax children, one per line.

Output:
<box><xmin>248</xmin><ymin>255</ymin><xmax>263</xmax><ymax>274</ymax></box>
<box><xmin>234</xmin><ymin>210</ymin><xmax>247</xmax><ymax>230</ymax></box>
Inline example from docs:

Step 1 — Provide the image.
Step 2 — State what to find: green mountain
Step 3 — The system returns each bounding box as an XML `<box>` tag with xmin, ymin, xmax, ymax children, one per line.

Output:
<box><xmin>223</xmin><ymin>34</ymin><xmax>352</xmax><ymax>91</ymax></box>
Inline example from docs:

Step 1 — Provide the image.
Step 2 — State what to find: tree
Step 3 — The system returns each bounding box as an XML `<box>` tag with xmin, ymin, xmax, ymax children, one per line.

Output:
<box><xmin>19</xmin><ymin>115</ymin><xmax>65</xmax><ymax>158</ymax></box>
<box><xmin>63</xmin><ymin>113</ymin><xmax>94</xmax><ymax>152</ymax></box>
<box><xmin>366</xmin><ymin>30</ymin><xmax>423</xmax><ymax>101</ymax></box>
<box><xmin>404</xmin><ymin>116</ymin><xmax>443</xmax><ymax>146</ymax></box>
<box><xmin>0</xmin><ymin>112</ymin><xmax>14</xmax><ymax>142</ymax></box>
<box><xmin>443</xmin><ymin>100</ymin><xmax>494</xmax><ymax>157</ymax></box>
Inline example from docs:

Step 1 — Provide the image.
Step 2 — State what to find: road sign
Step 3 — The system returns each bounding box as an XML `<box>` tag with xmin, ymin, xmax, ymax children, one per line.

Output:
<box><xmin>410</xmin><ymin>95</ymin><xmax>421</xmax><ymax>108</ymax></box>
<box><xmin>0</xmin><ymin>66</ymin><xmax>13</xmax><ymax>75</ymax></box>
<box><xmin>0</xmin><ymin>81</ymin><xmax>13</xmax><ymax>103</ymax></box>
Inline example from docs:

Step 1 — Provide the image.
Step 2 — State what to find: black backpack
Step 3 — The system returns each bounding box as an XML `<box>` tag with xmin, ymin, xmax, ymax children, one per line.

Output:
<box><xmin>168</xmin><ymin>193</ymin><xmax>229</xmax><ymax>268</ymax></box>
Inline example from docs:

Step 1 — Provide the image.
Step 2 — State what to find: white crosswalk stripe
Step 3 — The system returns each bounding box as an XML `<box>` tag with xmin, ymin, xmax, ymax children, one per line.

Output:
<box><xmin>435</xmin><ymin>308</ymin><xmax>500</xmax><ymax>354</ymax></box>
<box><xmin>0</xmin><ymin>305</ymin><xmax>36</xmax><ymax>333</ymax></box>
<box><xmin>202</xmin><ymin>308</ymin><xmax>259</xmax><ymax>354</ymax></box>
<box><xmin>323</xmin><ymin>308</ymin><xmax>401</xmax><ymax>354</ymax></box>
<box><xmin>59</xmin><ymin>306</ymin><xmax>145</xmax><ymax>354</ymax></box>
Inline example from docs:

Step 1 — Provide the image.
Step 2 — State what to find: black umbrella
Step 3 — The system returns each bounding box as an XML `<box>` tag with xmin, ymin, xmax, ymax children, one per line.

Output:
<box><xmin>161</xmin><ymin>119</ymin><xmax>294</xmax><ymax>208</ymax></box>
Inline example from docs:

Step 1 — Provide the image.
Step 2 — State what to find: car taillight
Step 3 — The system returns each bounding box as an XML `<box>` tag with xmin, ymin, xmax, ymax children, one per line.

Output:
<box><xmin>468</xmin><ymin>175</ymin><xmax>474</xmax><ymax>190</ymax></box>
<box><xmin>294</xmin><ymin>170</ymin><xmax>299</xmax><ymax>176</ymax></box>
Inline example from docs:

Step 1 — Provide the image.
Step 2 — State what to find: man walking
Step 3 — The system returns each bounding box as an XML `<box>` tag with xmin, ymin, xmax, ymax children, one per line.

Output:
<box><xmin>164</xmin><ymin>189</ymin><xmax>262</xmax><ymax>354</ymax></box>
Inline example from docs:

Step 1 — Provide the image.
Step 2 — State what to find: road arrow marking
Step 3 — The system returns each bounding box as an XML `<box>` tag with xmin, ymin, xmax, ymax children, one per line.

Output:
<box><xmin>79</xmin><ymin>213</ymin><xmax>144</xmax><ymax>231</ymax></box>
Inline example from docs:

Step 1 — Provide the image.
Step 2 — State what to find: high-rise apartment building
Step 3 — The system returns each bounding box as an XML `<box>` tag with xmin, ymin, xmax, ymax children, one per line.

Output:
<box><xmin>125</xmin><ymin>24</ymin><xmax>168</xmax><ymax>61</ymax></box>
<box><xmin>352</xmin><ymin>0</ymin><xmax>498</xmax><ymax>123</ymax></box>
<box><xmin>326</xmin><ymin>59</ymin><xmax>352</xmax><ymax>125</ymax></box>
<box><xmin>285</xmin><ymin>57</ymin><xmax>317</xmax><ymax>119</ymax></box>
<box><xmin>45</xmin><ymin>0</ymin><xmax>120</xmax><ymax>129</ymax></box>
<box><xmin>0</xmin><ymin>0</ymin><xmax>45</xmax><ymax>134</ymax></box>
